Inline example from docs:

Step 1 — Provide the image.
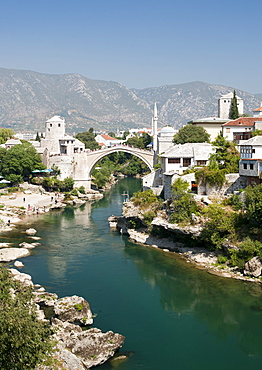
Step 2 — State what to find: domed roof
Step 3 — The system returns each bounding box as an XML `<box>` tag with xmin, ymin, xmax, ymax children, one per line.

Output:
<box><xmin>159</xmin><ymin>126</ymin><xmax>176</xmax><ymax>136</ymax></box>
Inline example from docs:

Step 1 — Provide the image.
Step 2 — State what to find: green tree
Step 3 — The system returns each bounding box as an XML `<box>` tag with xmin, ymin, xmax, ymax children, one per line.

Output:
<box><xmin>75</xmin><ymin>129</ymin><xmax>99</xmax><ymax>150</ymax></box>
<box><xmin>244</xmin><ymin>183</ymin><xmax>262</xmax><ymax>225</ymax></box>
<box><xmin>1</xmin><ymin>142</ymin><xmax>45</xmax><ymax>184</ymax></box>
<box><xmin>0</xmin><ymin>128</ymin><xmax>15</xmax><ymax>144</ymax></box>
<box><xmin>169</xmin><ymin>178</ymin><xmax>198</xmax><ymax>223</ymax></box>
<box><xmin>211</xmin><ymin>133</ymin><xmax>239</xmax><ymax>173</ymax></box>
<box><xmin>35</xmin><ymin>132</ymin><xmax>41</xmax><ymax>142</ymax></box>
<box><xmin>173</xmin><ymin>124</ymin><xmax>210</xmax><ymax>144</ymax></box>
<box><xmin>0</xmin><ymin>266</ymin><xmax>53</xmax><ymax>370</ymax></box>
<box><xmin>229</xmin><ymin>90</ymin><xmax>239</xmax><ymax>120</ymax></box>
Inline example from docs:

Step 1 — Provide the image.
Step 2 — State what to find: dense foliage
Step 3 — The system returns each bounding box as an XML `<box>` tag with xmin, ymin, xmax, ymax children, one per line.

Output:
<box><xmin>0</xmin><ymin>128</ymin><xmax>15</xmax><ymax>143</ymax></box>
<box><xmin>0</xmin><ymin>266</ymin><xmax>53</xmax><ymax>370</ymax></box>
<box><xmin>0</xmin><ymin>142</ymin><xmax>45</xmax><ymax>184</ymax></box>
<box><xmin>173</xmin><ymin>124</ymin><xmax>210</xmax><ymax>144</ymax></box>
<box><xmin>75</xmin><ymin>128</ymin><xmax>99</xmax><ymax>150</ymax></box>
<box><xmin>126</xmin><ymin>133</ymin><xmax>152</xmax><ymax>149</ymax></box>
<box><xmin>169</xmin><ymin>178</ymin><xmax>198</xmax><ymax>223</ymax></box>
<box><xmin>211</xmin><ymin>133</ymin><xmax>239</xmax><ymax>173</ymax></box>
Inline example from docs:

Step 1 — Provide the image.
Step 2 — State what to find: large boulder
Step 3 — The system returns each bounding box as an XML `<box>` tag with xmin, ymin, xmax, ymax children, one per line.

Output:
<box><xmin>0</xmin><ymin>247</ymin><xmax>30</xmax><ymax>262</ymax></box>
<box><xmin>52</xmin><ymin>319</ymin><xmax>125</xmax><ymax>368</ymax></box>
<box><xmin>244</xmin><ymin>256</ymin><xmax>262</xmax><ymax>278</ymax></box>
<box><xmin>54</xmin><ymin>295</ymin><xmax>93</xmax><ymax>325</ymax></box>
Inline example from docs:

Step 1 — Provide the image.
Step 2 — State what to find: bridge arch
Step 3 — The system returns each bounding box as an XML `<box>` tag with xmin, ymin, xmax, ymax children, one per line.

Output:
<box><xmin>86</xmin><ymin>146</ymin><xmax>154</xmax><ymax>180</ymax></box>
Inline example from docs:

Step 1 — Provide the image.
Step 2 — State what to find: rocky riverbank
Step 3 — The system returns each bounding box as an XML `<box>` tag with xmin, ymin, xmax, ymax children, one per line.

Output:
<box><xmin>0</xmin><ymin>185</ymin><xmax>126</xmax><ymax>369</ymax></box>
<box><xmin>109</xmin><ymin>202</ymin><xmax>262</xmax><ymax>284</ymax></box>
<box><xmin>8</xmin><ymin>268</ymin><xmax>125</xmax><ymax>370</ymax></box>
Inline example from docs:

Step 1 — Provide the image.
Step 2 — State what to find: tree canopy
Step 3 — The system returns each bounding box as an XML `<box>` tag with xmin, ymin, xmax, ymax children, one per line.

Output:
<box><xmin>0</xmin><ymin>128</ymin><xmax>15</xmax><ymax>144</ymax></box>
<box><xmin>126</xmin><ymin>133</ymin><xmax>152</xmax><ymax>149</ymax></box>
<box><xmin>75</xmin><ymin>128</ymin><xmax>99</xmax><ymax>150</ymax></box>
<box><xmin>0</xmin><ymin>142</ymin><xmax>45</xmax><ymax>184</ymax></box>
<box><xmin>173</xmin><ymin>124</ymin><xmax>210</xmax><ymax>144</ymax></box>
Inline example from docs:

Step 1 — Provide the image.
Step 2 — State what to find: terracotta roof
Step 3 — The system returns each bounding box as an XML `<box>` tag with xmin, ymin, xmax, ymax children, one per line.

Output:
<box><xmin>100</xmin><ymin>134</ymin><xmax>117</xmax><ymax>140</ymax></box>
<box><xmin>254</xmin><ymin>107</ymin><xmax>262</xmax><ymax>111</ymax></box>
<box><xmin>222</xmin><ymin>117</ymin><xmax>262</xmax><ymax>126</ymax></box>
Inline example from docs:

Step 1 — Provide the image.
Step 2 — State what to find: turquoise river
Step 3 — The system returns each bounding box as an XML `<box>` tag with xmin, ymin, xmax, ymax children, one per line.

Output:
<box><xmin>2</xmin><ymin>178</ymin><xmax>262</xmax><ymax>369</ymax></box>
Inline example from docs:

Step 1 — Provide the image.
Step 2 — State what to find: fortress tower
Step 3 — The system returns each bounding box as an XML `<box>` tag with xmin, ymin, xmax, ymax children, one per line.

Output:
<box><xmin>218</xmin><ymin>92</ymin><xmax>243</xmax><ymax>119</ymax></box>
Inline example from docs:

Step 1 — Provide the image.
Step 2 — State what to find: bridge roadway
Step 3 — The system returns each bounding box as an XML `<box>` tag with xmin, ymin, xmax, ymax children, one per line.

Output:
<box><xmin>73</xmin><ymin>145</ymin><xmax>154</xmax><ymax>190</ymax></box>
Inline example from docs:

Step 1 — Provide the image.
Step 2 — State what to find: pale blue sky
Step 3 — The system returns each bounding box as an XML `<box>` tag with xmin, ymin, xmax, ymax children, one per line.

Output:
<box><xmin>0</xmin><ymin>0</ymin><xmax>261</xmax><ymax>93</ymax></box>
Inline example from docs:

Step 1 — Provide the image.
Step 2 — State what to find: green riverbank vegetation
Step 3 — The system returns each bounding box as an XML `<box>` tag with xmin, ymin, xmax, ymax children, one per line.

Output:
<box><xmin>0</xmin><ymin>266</ymin><xmax>54</xmax><ymax>370</ymax></box>
<box><xmin>130</xmin><ymin>180</ymin><xmax>262</xmax><ymax>273</ymax></box>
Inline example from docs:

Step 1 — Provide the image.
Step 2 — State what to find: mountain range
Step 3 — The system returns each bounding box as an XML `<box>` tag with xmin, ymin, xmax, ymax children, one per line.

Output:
<box><xmin>0</xmin><ymin>67</ymin><xmax>261</xmax><ymax>134</ymax></box>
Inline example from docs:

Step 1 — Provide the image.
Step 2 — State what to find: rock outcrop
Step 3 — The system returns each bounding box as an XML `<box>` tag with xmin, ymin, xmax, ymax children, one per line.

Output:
<box><xmin>244</xmin><ymin>257</ymin><xmax>262</xmax><ymax>278</ymax></box>
<box><xmin>8</xmin><ymin>269</ymin><xmax>125</xmax><ymax>369</ymax></box>
<box><xmin>54</xmin><ymin>295</ymin><xmax>93</xmax><ymax>326</ymax></box>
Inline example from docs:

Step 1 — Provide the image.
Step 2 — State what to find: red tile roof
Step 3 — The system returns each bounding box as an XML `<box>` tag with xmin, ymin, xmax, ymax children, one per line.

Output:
<box><xmin>100</xmin><ymin>134</ymin><xmax>117</xmax><ymax>140</ymax></box>
<box><xmin>254</xmin><ymin>107</ymin><xmax>262</xmax><ymax>111</ymax></box>
<box><xmin>222</xmin><ymin>117</ymin><xmax>262</xmax><ymax>126</ymax></box>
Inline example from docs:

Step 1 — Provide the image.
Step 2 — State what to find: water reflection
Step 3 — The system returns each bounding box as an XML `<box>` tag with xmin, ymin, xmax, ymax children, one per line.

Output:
<box><xmin>124</xmin><ymin>240</ymin><xmax>262</xmax><ymax>357</ymax></box>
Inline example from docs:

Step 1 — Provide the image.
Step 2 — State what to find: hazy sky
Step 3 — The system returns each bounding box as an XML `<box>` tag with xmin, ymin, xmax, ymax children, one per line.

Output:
<box><xmin>1</xmin><ymin>0</ymin><xmax>261</xmax><ymax>93</ymax></box>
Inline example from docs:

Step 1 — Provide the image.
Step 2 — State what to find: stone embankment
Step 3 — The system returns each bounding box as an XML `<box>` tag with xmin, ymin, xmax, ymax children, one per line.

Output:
<box><xmin>109</xmin><ymin>202</ymin><xmax>262</xmax><ymax>284</ymax></box>
<box><xmin>9</xmin><ymin>269</ymin><xmax>125</xmax><ymax>370</ymax></box>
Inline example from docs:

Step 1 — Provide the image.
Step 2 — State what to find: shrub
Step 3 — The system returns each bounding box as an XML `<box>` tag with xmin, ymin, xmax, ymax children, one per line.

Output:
<box><xmin>7</xmin><ymin>187</ymin><xmax>18</xmax><ymax>193</ymax></box>
<box><xmin>71</xmin><ymin>189</ymin><xmax>78</xmax><ymax>197</ymax></box>
<box><xmin>79</xmin><ymin>186</ymin><xmax>86</xmax><ymax>194</ymax></box>
<box><xmin>0</xmin><ymin>266</ymin><xmax>54</xmax><ymax>369</ymax></box>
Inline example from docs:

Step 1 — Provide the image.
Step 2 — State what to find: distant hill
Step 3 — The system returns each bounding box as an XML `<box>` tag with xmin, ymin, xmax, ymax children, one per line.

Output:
<box><xmin>0</xmin><ymin>68</ymin><xmax>261</xmax><ymax>133</ymax></box>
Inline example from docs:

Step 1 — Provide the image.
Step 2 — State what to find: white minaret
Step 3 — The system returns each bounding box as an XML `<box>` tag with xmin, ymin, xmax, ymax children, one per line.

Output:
<box><xmin>152</xmin><ymin>102</ymin><xmax>158</xmax><ymax>152</ymax></box>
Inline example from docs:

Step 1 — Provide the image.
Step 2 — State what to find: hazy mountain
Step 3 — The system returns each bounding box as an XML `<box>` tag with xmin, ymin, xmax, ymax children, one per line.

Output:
<box><xmin>132</xmin><ymin>81</ymin><xmax>261</xmax><ymax>127</ymax></box>
<box><xmin>0</xmin><ymin>68</ymin><xmax>261</xmax><ymax>133</ymax></box>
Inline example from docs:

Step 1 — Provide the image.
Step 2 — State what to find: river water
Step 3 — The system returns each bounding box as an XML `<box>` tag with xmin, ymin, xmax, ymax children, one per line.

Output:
<box><xmin>3</xmin><ymin>178</ymin><xmax>262</xmax><ymax>369</ymax></box>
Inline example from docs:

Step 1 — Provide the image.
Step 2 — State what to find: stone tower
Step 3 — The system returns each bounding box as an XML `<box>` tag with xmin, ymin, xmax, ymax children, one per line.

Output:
<box><xmin>218</xmin><ymin>92</ymin><xmax>243</xmax><ymax>119</ymax></box>
<box><xmin>41</xmin><ymin>116</ymin><xmax>66</xmax><ymax>153</ymax></box>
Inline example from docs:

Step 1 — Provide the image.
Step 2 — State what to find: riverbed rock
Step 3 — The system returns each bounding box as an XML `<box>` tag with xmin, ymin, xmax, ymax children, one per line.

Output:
<box><xmin>9</xmin><ymin>268</ymin><xmax>33</xmax><ymax>286</ymax></box>
<box><xmin>0</xmin><ymin>247</ymin><xmax>30</xmax><ymax>262</ymax></box>
<box><xmin>14</xmin><ymin>260</ymin><xmax>24</xmax><ymax>268</ymax></box>
<box><xmin>54</xmin><ymin>295</ymin><xmax>93</xmax><ymax>325</ymax></box>
<box><xmin>25</xmin><ymin>228</ymin><xmax>37</xmax><ymax>235</ymax></box>
<box><xmin>244</xmin><ymin>256</ymin><xmax>262</xmax><ymax>277</ymax></box>
<box><xmin>52</xmin><ymin>318</ymin><xmax>125</xmax><ymax>369</ymax></box>
<box><xmin>19</xmin><ymin>242</ymin><xmax>36</xmax><ymax>249</ymax></box>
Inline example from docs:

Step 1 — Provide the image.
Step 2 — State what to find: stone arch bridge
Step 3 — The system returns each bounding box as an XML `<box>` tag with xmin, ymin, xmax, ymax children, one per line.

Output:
<box><xmin>71</xmin><ymin>145</ymin><xmax>154</xmax><ymax>189</ymax></box>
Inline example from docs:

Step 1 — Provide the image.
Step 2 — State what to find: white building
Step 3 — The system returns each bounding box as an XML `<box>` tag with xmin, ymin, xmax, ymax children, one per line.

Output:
<box><xmin>222</xmin><ymin>117</ymin><xmax>262</xmax><ymax>143</ymax></box>
<box><xmin>160</xmin><ymin>143</ymin><xmax>215</xmax><ymax>175</ymax></box>
<box><xmin>239</xmin><ymin>135</ymin><xmax>262</xmax><ymax>186</ymax></box>
<box><xmin>95</xmin><ymin>134</ymin><xmax>123</xmax><ymax>148</ymax></box>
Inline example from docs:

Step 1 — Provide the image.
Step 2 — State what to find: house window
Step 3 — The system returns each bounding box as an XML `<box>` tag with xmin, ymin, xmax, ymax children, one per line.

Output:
<box><xmin>183</xmin><ymin>158</ymin><xmax>191</xmax><ymax>167</ymax></box>
<box><xmin>50</xmin><ymin>124</ymin><xmax>52</xmax><ymax>127</ymax></box>
<box><xmin>226</xmin><ymin>128</ymin><xmax>230</xmax><ymax>133</ymax></box>
<box><xmin>58</xmin><ymin>123</ymin><xmax>61</xmax><ymax>127</ymax></box>
<box><xmin>196</xmin><ymin>160</ymin><xmax>207</xmax><ymax>166</ymax></box>
<box><xmin>168</xmin><ymin>158</ymin><xmax>180</xmax><ymax>164</ymax></box>
<box><xmin>243</xmin><ymin>163</ymin><xmax>247</xmax><ymax>169</ymax></box>
<box><xmin>252</xmin><ymin>149</ymin><xmax>255</xmax><ymax>153</ymax></box>
<box><xmin>250</xmin><ymin>164</ymin><xmax>254</xmax><ymax>170</ymax></box>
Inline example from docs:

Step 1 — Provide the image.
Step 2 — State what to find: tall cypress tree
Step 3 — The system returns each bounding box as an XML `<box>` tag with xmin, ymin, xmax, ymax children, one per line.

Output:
<box><xmin>229</xmin><ymin>90</ymin><xmax>239</xmax><ymax>120</ymax></box>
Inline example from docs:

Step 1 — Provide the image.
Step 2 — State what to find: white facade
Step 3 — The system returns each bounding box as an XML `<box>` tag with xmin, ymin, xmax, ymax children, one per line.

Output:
<box><xmin>95</xmin><ymin>134</ymin><xmax>123</xmax><ymax>148</ymax></box>
<box><xmin>218</xmin><ymin>92</ymin><xmax>244</xmax><ymax>119</ymax></box>
<box><xmin>160</xmin><ymin>143</ymin><xmax>215</xmax><ymax>175</ymax></box>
